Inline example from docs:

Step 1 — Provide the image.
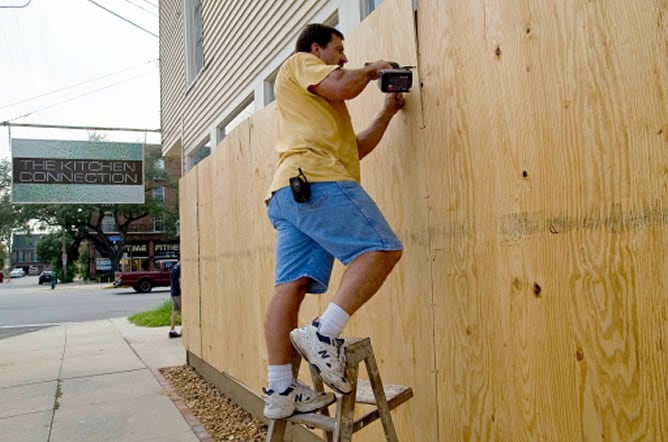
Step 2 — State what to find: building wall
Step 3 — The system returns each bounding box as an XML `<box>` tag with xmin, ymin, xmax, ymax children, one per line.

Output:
<box><xmin>174</xmin><ymin>0</ymin><xmax>668</xmax><ymax>441</ymax></box>
<box><xmin>159</xmin><ymin>0</ymin><xmax>335</xmax><ymax>164</ymax></box>
<box><xmin>10</xmin><ymin>233</ymin><xmax>46</xmax><ymax>273</ymax></box>
<box><xmin>158</xmin><ymin>0</ymin><xmax>184</xmax><ymax>160</ymax></box>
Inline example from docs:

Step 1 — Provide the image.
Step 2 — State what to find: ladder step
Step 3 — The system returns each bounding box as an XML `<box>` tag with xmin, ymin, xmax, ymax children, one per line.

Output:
<box><xmin>285</xmin><ymin>412</ymin><xmax>336</xmax><ymax>433</ymax></box>
<box><xmin>355</xmin><ymin>380</ymin><xmax>413</xmax><ymax>406</ymax></box>
<box><xmin>283</xmin><ymin>381</ymin><xmax>413</xmax><ymax>432</ymax></box>
<box><xmin>268</xmin><ymin>337</ymin><xmax>414</xmax><ymax>441</ymax></box>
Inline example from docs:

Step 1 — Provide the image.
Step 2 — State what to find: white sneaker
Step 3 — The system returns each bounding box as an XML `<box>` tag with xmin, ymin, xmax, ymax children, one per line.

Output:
<box><xmin>289</xmin><ymin>319</ymin><xmax>352</xmax><ymax>394</ymax></box>
<box><xmin>263</xmin><ymin>381</ymin><xmax>335</xmax><ymax>420</ymax></box>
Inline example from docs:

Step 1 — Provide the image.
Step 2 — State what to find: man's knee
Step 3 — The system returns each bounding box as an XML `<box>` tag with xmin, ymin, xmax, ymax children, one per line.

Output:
<box><xmin>274</xmin><ymin>277</ymin><xmax>310</xmax><ymax>298</ymax></box>
<box><xmin>389</xmin><ymin>249</ymin><xmax>402</xmax><ymax>263</ymax></box>
<box><xmin>383</xmin><ymin>249</ymin><xmax>402</xmax><ymax>269</ymax></box>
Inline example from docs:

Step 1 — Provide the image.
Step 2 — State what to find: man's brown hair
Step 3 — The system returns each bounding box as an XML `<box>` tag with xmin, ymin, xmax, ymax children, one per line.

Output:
<box><xmin>295</xmin><ymin>23</ymin><xmax>344</xmax><ymax>53</ymax></box>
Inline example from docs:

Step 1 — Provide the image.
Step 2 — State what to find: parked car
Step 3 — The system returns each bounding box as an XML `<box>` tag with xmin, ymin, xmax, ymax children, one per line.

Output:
<box><xmin>38</xmin><ymin>271</ymin><xmax>56</xmax><ymax>285</ymax></box>
<box><xmin>113</xmin><ymin>259</ymin><xmax>178</xmax><ymax>293</ymax></box>
<box><xmin>10</xmin><ymin>268</ymin><xmax>26</xmax><ymax>278</ymax></box>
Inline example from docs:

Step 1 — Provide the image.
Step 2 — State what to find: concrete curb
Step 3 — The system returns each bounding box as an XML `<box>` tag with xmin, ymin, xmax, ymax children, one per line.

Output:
<box><xmin>150</xmin><ymin>367</ymin><xmax>216</xmax><ymax>442</ymax></box>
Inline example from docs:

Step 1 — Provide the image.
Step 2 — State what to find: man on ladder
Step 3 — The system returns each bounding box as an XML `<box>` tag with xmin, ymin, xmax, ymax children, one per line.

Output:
<box><xmin>263</xmin><ymin>23</ymin><xmax>405</xmax><ymax>420</ymax></box>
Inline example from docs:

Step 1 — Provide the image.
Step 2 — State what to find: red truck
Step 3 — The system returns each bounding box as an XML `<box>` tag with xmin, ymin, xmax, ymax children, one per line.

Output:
<box><xmin>113</xmin><ymin>259</ymin><xmax>178</xmax><ymax>293</ymax></box>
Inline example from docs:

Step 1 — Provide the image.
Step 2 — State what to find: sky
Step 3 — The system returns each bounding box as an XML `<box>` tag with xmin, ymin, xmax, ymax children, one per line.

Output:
<box><xmin>0</xmin><ymin>0</ymin><xmax>161</xmax><ymax>161</ymax></box>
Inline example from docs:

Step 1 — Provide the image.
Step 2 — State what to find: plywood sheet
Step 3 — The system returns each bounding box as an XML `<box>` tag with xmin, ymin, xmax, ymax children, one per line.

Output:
<box><xmin>180</xmin><ymin>0</ymin><xmax>667</xmax><ymax>440</ymax></box>
<box><xmin>419</xmin><ymin>0</ymin><xmax>668</xmax><ymax>440</ymax></box>
<box><xmin>341</xmin><ymin>0</ymin><xmax>435</xmax><ymax>440</ymax></box>
<box><xmin>204</xmin><ymin>120</ymin><xmax>267</xmax><ymax>387</ymax></box>
<box><xmin>179</xmin><ymin>166</ymin><xmax>201</xmax><ymax>357</ymax></box>
<box><xmin>249</xmin><ymin>106</ymin><xmax>279</xmax><ymax>391</ymax></box>
<box><xmin>195</xmin><ymin>156</ymin><xmax>220</xmax><ymax>366</ymax></box>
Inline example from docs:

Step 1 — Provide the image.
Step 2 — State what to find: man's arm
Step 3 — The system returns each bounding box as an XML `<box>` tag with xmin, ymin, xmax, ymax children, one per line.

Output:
<box><xmin>310</xmin><ymin>60</ymin><xmax>392</xmax><ymax>101</ymax></box>
<box><xmin>356</xmin><ymin>93</ymin><xmax>405</xmax><ymax>159</ymax></box>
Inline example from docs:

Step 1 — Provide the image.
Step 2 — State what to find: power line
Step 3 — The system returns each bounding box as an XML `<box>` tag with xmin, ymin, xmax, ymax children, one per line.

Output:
<box><xmin>5</xmin><ymin>70</ymin><xmax>156</xmax><ymax>122</ymax></box>
<box><xmin>86</xmin><ymin>0</ymin><xmax>158</xmax><ymax>38</ymax></box>
<box><xmin>0</xmin><ymin>0</ymin><xmax>32</xmax><ymax>8</ymax></box>
<box><xmin>0</xmin><ymin>59</ymin><xmax>158</xmax><ymax>111</ymax></box>
<box><xmin>137</xmin><ymin>0</ymin><xmax>158</xmax><ymax>8</ymax></box>
<box><xmin>1</xmin><ymin>121</ymin><xmax>160</xmax><ymax>133</ymax></box>
<box><xmin>122</xmin><ymin>0</ymin><xmax>157</xmax><ymax>16</ymax></box>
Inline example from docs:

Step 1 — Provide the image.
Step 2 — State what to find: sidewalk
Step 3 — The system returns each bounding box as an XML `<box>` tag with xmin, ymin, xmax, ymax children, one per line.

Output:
<box><xmin>0</xmin><ymin>318</ymin><xmax>203</xmax><ymax>442</ymax></box>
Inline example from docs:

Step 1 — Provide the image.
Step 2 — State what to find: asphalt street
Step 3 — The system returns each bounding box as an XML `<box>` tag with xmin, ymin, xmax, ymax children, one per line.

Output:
<box><xmin>0</xmin><ymin>275</ymin><xmax>170</xmax><ymax>339</ymax></box>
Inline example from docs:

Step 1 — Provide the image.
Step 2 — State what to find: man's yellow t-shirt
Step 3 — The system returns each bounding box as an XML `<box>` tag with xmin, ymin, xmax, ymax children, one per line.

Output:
<box><xmin>267</xmin><ymin>52</ymin><xmax>360</xmax><ymax>198</ymax></box>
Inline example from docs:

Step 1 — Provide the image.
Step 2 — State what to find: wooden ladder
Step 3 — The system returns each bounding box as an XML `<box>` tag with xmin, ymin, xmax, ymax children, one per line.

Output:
<box><xmin>267</xmin><ymin>337</ymin><xmax>413</xmax><ymax>442</ymax></box>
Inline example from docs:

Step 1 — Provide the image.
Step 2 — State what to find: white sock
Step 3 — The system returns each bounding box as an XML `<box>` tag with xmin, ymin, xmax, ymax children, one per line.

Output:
<box><xmin>268</xmin><ymin>364</ymin><xmax>293</xmax><ymax>393</ymax></box>
<box><xmin>318</xmin><ymin>303</ymin><xmax>350</xmax><ymax>338</ymax></box>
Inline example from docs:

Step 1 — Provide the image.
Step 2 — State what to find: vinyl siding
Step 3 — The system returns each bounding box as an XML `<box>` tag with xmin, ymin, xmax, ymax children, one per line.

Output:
<box><xmin>159</xmin><ymin>0</ymin><xmax>185</xmax><ymax>157</ymax></box>
<box><xmin>159</xmin><ymin>0</ymin><xmax>331</xmax><ymax>158</ymax></box>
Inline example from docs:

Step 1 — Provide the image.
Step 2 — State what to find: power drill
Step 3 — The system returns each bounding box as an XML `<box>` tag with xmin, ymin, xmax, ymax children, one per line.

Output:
<box><xmin>377</xmin><ymin>62</ymin><xmax>415</xmax><ymax>93</ymax></box>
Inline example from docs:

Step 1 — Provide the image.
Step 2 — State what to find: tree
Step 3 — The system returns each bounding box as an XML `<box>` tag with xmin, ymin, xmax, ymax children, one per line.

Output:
<box><xmin>0</xmin><ymin>242</ymin><xmax>6</xmax><ymax>270</ymax></box>
<box><xmin>0</xmin><ymin>159</ymin><xmax>30</xmax><ymax>242</ymax></box>
<box><xmin>0</xmin><ymin>159</ymin><xmax>31</xmax><ymax>271</ymax></box>
<box><xmin>78</xmin><ymin>240</ymin><xmax>91</xmax><ymax>281</ymax></box>
<box><xmin>34</xmin><ymin>231</ymin><xmax>77</xmax><ymax>282</ymax></box>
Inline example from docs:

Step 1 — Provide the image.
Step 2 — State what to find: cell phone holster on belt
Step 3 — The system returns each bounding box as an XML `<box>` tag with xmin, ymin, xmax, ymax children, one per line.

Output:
<box><xmin>289</xmin><ymin>168</ymin><xmax>310</xmax><ymax>203</ymax></box>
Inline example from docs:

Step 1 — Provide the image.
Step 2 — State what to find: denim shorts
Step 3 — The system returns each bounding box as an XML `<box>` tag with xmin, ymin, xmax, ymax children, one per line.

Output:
<box><xmin>267</xmin><ymin>181</ymin><xmax>403</xmax><ymax>294</ymax></box>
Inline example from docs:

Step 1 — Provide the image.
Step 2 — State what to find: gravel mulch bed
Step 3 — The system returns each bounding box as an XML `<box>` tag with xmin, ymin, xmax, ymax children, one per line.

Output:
<box><xmin>160</xmin><ymin>365</ymin><xmax>267</xmax><ymax>442</ymax></box>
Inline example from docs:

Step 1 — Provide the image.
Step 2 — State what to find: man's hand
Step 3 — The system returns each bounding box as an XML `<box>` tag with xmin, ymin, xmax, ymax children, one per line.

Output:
<box><xmin>383</xmin><ymin>93</ymin><xmax>405</xmax><ymax>116</ymax></box>
<box><xmin>356</xmin><ymin>92</ymin><xmax>406</xmax><ymax>159</ymax></box>
<box><xmin>364</xmin><ymin>60</ymin><xmax>396</xmax><ymax>80</ymax></box>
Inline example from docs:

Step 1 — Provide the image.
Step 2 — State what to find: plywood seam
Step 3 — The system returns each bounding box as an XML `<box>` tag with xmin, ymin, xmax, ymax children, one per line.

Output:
<box><xmin>195</xmin><ymin>168</ymin><xmax>203</xmax><ymax>354</ymax></box>
<box><xmin>414</xmin><ymin>2</ymin><xmax>440</xmax><ymax>441</ymax></box>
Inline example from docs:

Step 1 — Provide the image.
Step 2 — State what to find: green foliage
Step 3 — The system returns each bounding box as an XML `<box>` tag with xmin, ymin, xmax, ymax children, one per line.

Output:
<box><xmin>0</xmin><ymin>159</ymin><xmax>30</xmax><ymax>242</ymax></box>
<box><xmin>78</xmin><ymin>240</ymin><xmax>90</xmax><ymax>281</ymax></box>
<box><xmin>0</xmin><ymin>242</ymin><xmax>6</xmax><ymax>270</ymax></box>
<box><xmin>34</xmin><ymin>233</ymin><xmax>63</xmax><ymax>266</ymax></box>
<box><xmin>128</xmin><ymin>300</ymin><xmax>181</xmax><ymax>327</ymax></box>
<box><xmin>35</xmin><ymin>232</ymin><xmax>77</xmax><ymax>282</ymax></box>
<box><xmin>56</xmin><ymin>264</ymin><xmax>77</xmax><ymax>284</ymax></box>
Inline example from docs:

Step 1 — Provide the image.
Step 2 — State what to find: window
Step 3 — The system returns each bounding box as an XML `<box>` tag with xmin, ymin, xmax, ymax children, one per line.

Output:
<box><xmin>264</xmin><ymin>70</ymin><xmax>278</xmax><ymax>105</ymax></box>
<box><xmin>153</xmin><ymin>186</ymin><xmax>165</xmax><ymax>202</ymax></box>
<box><xmin>324</xmin><ymin>10</ymin><xmax>339</xmax><ymax>28</ymax></box>
<box><xmin>187</xmin><ymin>138</ymin><xmax>211</xmax><ymax>171</ymax></box>
<box><xmin>154</xmin><ymin>217</ymin><xmax>164</xmax><ymax>232</ymax></box>
<box><xmin>216</xmin><ymin>95</ymin><xmax>255</xmax><ymax>144</ymax></box>
<box><xmin>152</xmin><ymin>158</ymin><xmax>166</xmax><ymax>181</ymax></box>
<box><xmin>101</xmin><ymin>213</ymin><xmax>117</xmax><ymax>233</ymax></box>
<box><xmin>184</xmin><ymin>0</ymin><xmax>205</xmax><ymax>84</ymax></box>
<box><xmin>360</xmin><ymin>0</ymin><xmax>384</xmax><ymax>19</ymax></box>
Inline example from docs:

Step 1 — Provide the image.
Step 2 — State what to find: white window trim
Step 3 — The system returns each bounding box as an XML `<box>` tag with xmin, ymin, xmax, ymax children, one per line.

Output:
<box><xmin>185</xmin><ymin>135</ymin><xmax>211</xmax><ymax>171</ymax></box>
<box><xmin>183</xmin><ymin>0</ymin><xmax>204</xmax><ymax>86</ymax></box>
<box><xmin>360</xmin><ymin>0</ymin><xmax>386</xmax><ymax>21</ymax></box>
<box><xmin>216</xmin><ymin>94</ymin><xmax>255</xmax><ymax>145</ymax></box>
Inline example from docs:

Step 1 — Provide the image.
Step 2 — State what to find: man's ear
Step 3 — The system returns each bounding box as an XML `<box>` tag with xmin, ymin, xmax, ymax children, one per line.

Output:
<box><xmin>310</xmin><ymin>42</ymin><xmax>321</xmax><ymax>57</ymax></box>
